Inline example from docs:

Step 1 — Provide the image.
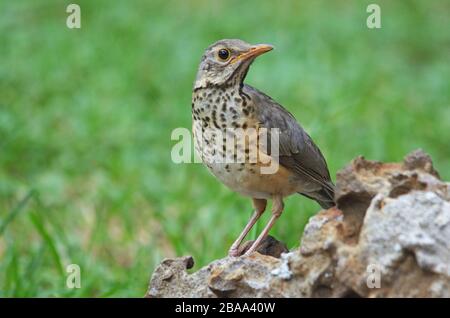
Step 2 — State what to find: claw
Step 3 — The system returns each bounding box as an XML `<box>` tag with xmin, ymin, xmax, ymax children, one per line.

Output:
<box><xmin>228</xmin><ymin>248</ymin><xmax>241</xmax><ymax>257</ymax></box>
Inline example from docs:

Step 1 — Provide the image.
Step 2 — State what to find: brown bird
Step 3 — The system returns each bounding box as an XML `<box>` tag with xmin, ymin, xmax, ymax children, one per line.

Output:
<box><xmin>192</xmin><ymin>39</ymin><xmax>334</xmax><ymax>257</ymax></box>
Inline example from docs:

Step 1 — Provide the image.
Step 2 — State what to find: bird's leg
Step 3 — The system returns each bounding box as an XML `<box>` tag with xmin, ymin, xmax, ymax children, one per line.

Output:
<box><xmin>228</xmin><ymin>198</ymin><xmax>267</xmax><ymax>257</ymax></box>
<box><xmin>243</xmin><ymin>196</ymin><xmax>284</xmax><ymax>256</ymax></box>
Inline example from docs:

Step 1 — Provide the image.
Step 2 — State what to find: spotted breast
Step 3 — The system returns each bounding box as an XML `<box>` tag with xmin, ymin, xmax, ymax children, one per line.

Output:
<box><xmin>192</xmin><ymin>85</ymin><xmax>301</xmax><ymax>199</ymax></box>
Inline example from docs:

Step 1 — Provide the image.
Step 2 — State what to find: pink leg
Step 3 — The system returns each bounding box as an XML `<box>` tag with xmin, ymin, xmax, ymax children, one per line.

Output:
<box><xmin>228</xmin><ymin>198</ymin><xmax>267</xmax><ymax>257</ymax></box>
<box><xmin>244</xmin><ymin>196</ymin><xmax>284</xmax><ymax>256</ymax></box>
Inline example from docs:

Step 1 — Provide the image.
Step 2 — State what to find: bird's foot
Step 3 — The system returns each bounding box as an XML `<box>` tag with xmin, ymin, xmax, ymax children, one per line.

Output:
<box><xmin>228</xmin><ymin>247</ymin><xmax>241</xmax><ymax>257</ymax></box>
<box><xmin>228</xmin><ymin>241</ymin><xmax>260</xmax><ymax>257</ymax></box>
<box><xmin>243</xmin><ymin>245</ymin><xmax>257</xmax><ymax>257</ymax></box>
<box><xmin>235</xmin><ymin>236</ymin><xmax>289</xmax><ymax>258</ymax></box>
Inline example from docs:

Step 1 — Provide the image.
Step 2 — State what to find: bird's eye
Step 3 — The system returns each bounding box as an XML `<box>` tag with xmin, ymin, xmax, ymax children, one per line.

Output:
<box><xmin>217</xmin><ymin>48</ymin><xmax>230</xmax><ymax>61</ymax></box>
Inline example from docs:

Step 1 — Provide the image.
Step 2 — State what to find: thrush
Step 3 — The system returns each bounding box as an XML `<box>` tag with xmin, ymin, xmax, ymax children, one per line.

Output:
<box><xmin>192</xmin><ymin>39</ymin><xmax>335</xmax><ymax>257</ymax></box>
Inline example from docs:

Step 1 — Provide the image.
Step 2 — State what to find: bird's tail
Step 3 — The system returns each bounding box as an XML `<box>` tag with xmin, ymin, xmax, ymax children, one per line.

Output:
<box><xmin>299</xmin><ymin>182</ymin><xmax>335</xmax><ymax>209</ymax></box>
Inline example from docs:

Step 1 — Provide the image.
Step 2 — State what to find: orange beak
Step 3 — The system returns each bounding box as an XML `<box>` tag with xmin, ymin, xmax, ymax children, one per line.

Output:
<box><xmin>231</xmin><ymin>44</ymin><xmax>274</xmax><ymax>64</ymax></box>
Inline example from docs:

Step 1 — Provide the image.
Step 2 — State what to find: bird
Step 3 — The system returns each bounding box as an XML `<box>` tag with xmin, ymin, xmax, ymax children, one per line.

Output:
<box><xmin>192</xmin><ymin>39</ymin><xmax>335</xmax><ymax>257</ymax></box>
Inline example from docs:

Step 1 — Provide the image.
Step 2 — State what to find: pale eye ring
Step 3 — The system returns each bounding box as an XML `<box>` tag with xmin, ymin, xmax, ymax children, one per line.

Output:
<box><xmin>217</xmin><ymin>48</ymin><xmax>230</xmax><ymax>61</ymax></box>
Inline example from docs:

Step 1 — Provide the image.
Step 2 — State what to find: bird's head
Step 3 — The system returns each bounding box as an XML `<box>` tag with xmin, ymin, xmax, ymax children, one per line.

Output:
<box><xmin>194</xmin><ymin>39</ymin><xmax>273</xmax><ymax>89</ymax></box>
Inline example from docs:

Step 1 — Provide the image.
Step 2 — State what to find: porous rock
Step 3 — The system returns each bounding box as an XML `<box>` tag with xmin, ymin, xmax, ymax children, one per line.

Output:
<box><xmin>147</xmin><ymin>150</ymin><xmax>450</xmax><ymax>298</ymax></box>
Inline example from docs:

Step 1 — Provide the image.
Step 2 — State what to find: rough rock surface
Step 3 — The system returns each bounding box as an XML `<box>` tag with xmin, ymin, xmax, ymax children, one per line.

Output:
<box><xmin>147</xmin><ymin>150</ymin><xmax>450</xmax><ymax>298</ymax></box>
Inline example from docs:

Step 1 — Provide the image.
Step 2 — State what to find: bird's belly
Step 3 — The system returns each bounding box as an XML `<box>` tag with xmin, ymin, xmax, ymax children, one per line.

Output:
<box><xmin>208</xmin><ymin>162</ymin><xmax>300</xmax><ymax>199</ymax></box>
<box><xmin>192</xmin><ymin>117</ymin><xmax>299</xmax><ymax>199</ymax></box>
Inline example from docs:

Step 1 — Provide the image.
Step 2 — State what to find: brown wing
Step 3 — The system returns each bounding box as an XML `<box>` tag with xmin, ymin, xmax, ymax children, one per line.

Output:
<box><xmin>244</xmin><ymin>84</ymin><xmax>334</xmax><ymax>205</ymax></box>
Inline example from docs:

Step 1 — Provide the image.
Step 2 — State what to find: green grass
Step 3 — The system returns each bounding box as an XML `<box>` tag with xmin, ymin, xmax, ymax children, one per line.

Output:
<box><xmin>0</xmin><ymin>0</ymin><xmax>449</xmax><ymax>297</ymax></box>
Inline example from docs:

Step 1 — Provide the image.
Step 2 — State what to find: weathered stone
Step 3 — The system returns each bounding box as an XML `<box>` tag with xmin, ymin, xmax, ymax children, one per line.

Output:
<box><xmin>147</xmin><ymin>150</ymin><xmax>450</xmax><ymax>298</ymax></box>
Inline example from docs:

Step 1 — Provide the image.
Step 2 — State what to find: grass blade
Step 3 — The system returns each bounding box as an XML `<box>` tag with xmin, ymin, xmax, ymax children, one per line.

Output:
<box><xmin>0</xmin><ymin>190</ymin><xmax>35</xmax><ymax>236</ymax></box>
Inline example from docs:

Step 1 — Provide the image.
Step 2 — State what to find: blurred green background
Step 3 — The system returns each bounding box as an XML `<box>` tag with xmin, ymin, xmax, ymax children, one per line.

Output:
<box><xmin>0</xmin><ymin>0</ymin><xmax>449</xmax><ymax>297</ymax></box>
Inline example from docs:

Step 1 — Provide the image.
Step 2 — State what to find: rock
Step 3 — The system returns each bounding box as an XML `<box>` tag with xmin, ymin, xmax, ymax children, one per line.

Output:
<box><xmin>147</xmin><ymin>150</ymin><xmax>450</xmax><ymax>298</ymax></box>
